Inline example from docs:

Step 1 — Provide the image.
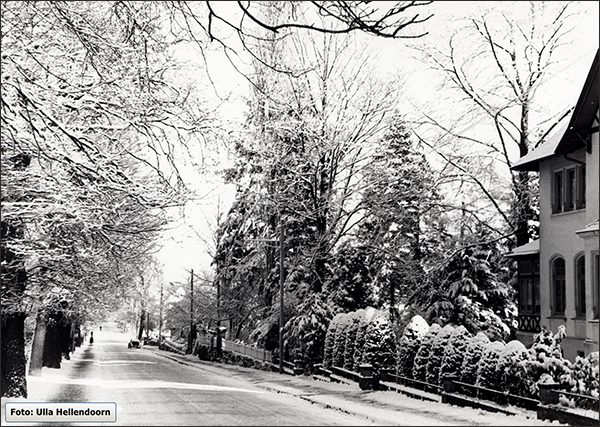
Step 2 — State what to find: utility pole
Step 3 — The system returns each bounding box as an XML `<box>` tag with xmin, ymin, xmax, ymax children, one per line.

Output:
<box><xmin>188</xmin><ymin>269</ymin><xmax>194</xmax><ymax>354</ymax></box>
<box><xmin>158</xmin><ymin>282</ymin><xmax>163</xmax><ymax>347</ymax></box>
<box><xmin>279</xmin><ymin>216</ymin><xmax>285</xmax><ymax>374</ymax></box>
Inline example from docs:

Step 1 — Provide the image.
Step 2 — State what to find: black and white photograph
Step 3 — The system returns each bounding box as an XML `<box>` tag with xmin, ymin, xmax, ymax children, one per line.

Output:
<box><xmin>1</xmin><ymin>1</ymin><xmax>598</xmax><ymax>426</ymax></box>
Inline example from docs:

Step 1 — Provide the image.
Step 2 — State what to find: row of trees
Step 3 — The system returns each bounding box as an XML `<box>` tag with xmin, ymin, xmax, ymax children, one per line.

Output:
<box><xmin>0</xmin><ymin>1</ymin><xmax>200</xmax><ymax>397</ymax></box>
<box><xmin>1</xmin><ymin>1</ymin><xmax>438</xmax><ymax>397</ymax></box>
<box><xmin>208</xmin><ymin>1</ymin><xmax>592</xmax><ymax>370</ymax></box>
<box><xmin>2</xmin><ymin>0</ymin><xmax>593</xmax><ymax>398</ymax></box>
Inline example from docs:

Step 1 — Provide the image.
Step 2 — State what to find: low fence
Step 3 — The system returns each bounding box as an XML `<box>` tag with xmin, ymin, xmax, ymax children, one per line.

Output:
<box><xmin>448</xmin><ymin>377</ymin><xmax>539</xmax><ymax>411</ymax></box>
<box><xmin>380</xmin><ymin>370</ymin><xmax>443</xmax><ymax>395</ymax></box>
<box><xmin>223</xmin><ymin>340</ymin><xmax>273</xmax><ymax>363</ymax></box>
<box><xmin>196</xmin><ymin>335</ymin><xmax>273</xmax><ymax>363</ymax></box>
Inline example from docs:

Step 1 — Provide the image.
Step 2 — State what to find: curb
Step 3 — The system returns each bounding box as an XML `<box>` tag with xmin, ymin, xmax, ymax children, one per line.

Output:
<box><xmin>144</xmin><ymin>348</ymin><xmax>377</xmax><ymax>423</ymax></box>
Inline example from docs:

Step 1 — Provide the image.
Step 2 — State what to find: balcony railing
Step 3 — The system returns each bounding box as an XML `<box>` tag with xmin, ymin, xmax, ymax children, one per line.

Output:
<box><xmin>518</xmin><ymin>314</ymin><xmax>541</xmax><ymax>332</ymax></box>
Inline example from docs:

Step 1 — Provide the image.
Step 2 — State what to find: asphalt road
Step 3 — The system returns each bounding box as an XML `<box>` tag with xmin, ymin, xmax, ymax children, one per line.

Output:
<box><xmin>13</xmin><ymin>323</ymin><xmax>379</xmax><ymax>426</ymax></box>
<box><xmin>2</xmin><ymin>322</ymin><xmax>553</xmax><ymax>426</ymax></box>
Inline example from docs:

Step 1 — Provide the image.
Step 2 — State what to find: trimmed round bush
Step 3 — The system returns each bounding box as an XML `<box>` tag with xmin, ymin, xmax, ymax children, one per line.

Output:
<box><xmin>396</xmin><ymin>315</ymin><xmax>429</xmax><ymax>379</ymax></box>
<box><xmin>352</xmin><ymin>307</ymin><xmax>377</xmax><ymax>371</ymax></box>
<box><xmin>343</xmin><ymin>309</ymin><xmax>366</xmax><ymax>371</ymax></box>
<box><xmin>362</xmin><ymin>312</ymin><xmax>397</xmax><ymax>374</ymax></box>
<box><xmin>495</xmin><ymin>339</ymin><xmax>531</xmax><ymax>396</ymax></box>
<box><xmin>413</xmin><ymin>323</ymin><xmax>441</xmax><ymax>383</ymax></box>
<box><xmin>426</xmin><ymin>324</ymin><xmax>455</xmax><ymax>385</ymax></box>
<box><xmin>475</xmin><ymin>340</ymin><xmax>505</xmax><ymax>389</ymax></box>
<box><xmin>439</xmin><ymin>325</ymin><xmax>471</xmax><ymax>383</ymax></box>
<box><xmin>323</xmin><ymin>313</ymin><xmax>346</xmax><ymax>370</ymax></box>
<box><xmin>332</xmin><ymin>313</ymin><xmax>352</xmax><ymax>368</ymax></box>
<box><xmin>459</xmin><ymin>332</ymin><xmax>490</xmax><ymax>385</ymax></box>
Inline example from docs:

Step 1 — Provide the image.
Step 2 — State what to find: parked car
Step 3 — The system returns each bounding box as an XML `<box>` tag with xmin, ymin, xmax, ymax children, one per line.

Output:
<box><xmin>128</xmin><ymin>338</ymin><xmax>140</xmax><ymax>349</ymax></box>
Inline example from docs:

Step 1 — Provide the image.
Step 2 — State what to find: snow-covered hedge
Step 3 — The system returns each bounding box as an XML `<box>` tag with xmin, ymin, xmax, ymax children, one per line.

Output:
<box><xmin>352</xmin><ymin>307</ymin><xmax>377</xmax><ymax>371</ymax></box>
<box><xmin>496</xmin><ymin>340</ymin><xmax>530</xmax><ymax>396</ymax></box>
<box><xmin>323</xmin><ymin>313</ymin><xmax>345</xmax><ymax>370</ymax></box>
<box><xmin>343</xmin><ymin>309</ymin><xmax>366</xmax><ymax>370</ymax></box>
<box><xmin>426</xmin><ymin>324</ymin><xmax>455</xmax><ymax>385</ymax></box>
<box><xmin>396</xmin><ymin>315</ymin><xmax>429</xmax><ymax>379</ymax></box>
<box><xmin>459</xmin><ymin>332</ymin><xmax>490</xmax><ymax>385</ymax></box>
<box><xmin>439</xmin><ymin>325</ymin><xmax>471</xmax><ymax>382</ymax></box>
<box><xmin>361</xmin><ymin>312</ymin><xmax>397</xmax><ymax>373</ymax></box>
<box><xmin>475</xmin><ymin>340</ymin><xmax>505</xmax><ymax>389</ymax></box>
<box><xmin>332</xmin><ymin>313</ymin><xmax>352</xmax><ymax>368</ymax></box>
<box><xmin>412</xmin><ymin>323</ymin><xmax>441</xmax><ymax>382</ymax></box>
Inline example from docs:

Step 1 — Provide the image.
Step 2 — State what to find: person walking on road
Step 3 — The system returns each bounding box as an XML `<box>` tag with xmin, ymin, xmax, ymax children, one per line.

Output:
<box><xmin>89</xmin><ymin>331</ymin><xmax>94</xmax><ymax>344</ymax></box>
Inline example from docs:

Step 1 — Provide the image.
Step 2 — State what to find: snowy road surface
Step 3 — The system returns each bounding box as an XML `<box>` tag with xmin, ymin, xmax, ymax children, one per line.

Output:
<box><xmin>2</xmin><ymin>322</ymin><xmax>554</xmax><ymax>426</ymax></box>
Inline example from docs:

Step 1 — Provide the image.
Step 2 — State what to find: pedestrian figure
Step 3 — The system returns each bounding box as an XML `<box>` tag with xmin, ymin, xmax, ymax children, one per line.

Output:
<box><xmin>99</xmin><ymin>326</ymin><xmax>102</xmax><ymax>331</ymax></box>
<box><xmin>90</xmin><ymin>331</ymin><xmax>94</xmax><ymax>344</ymax></box>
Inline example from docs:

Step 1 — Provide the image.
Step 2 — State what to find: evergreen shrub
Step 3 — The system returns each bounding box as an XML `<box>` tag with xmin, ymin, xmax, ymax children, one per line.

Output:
<box><xmin>396</xmin><ymin>314</ymin><xmax>429</xmax><ymax>379</ymax></box>
<box><xmin>412</xmin><ymin>323</ymin><xmax>441</xmax><ymax>382</ymax></box>
<box><xmin>426</xmin><ymin>324</ymin><xmax>455</xmax><ymax>385</ymax></box>
<box><xmin>459</xmin><ymin>332</ymin><xmax>490</xmax><ymax>385</ymax></box>
<box><xmin>439</xmin><ymin>325</ymin><xmax>471</xmax><ymax>382</ymax></box>
<box><xmin>362</xmin><ymin>312</ymin><xmax>397</xmax><ymax>373</ymax></box>
<box><xmin>343</xmin><ymin>309</ymin><xmax>366</xmax><ymax>371</ymax></box>
<box><xmin>475</xmin><ymin>340</ymin><xmax>505</xmax><ymax>389</ymax></box>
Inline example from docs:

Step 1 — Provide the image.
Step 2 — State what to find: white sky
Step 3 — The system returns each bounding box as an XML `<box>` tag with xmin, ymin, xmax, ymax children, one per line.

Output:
<box><xmin>155</xmin><ymin>1</ymin><xmax>600</xmax><ymax>288</ymax></box>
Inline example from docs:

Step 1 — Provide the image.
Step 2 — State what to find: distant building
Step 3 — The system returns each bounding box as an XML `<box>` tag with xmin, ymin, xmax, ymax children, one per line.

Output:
<box><xmin>508</xmin><ymin>49</ymin><xmax>599</xmax><ymax>361</ymax></box>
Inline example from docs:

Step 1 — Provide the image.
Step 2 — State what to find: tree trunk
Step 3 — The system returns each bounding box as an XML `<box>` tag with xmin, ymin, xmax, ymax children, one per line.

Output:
<box><xmin>1</xmin><ymin>314</ymin><xmax>28</xmax><ymax>398</ymax></box>
<box><xmin>28</xmin><ymin>310</ymin><xmax>47</xmax><ymax>376</ymax></box>
<box><xmin>1</xmin><ymin>220</ymin><xmax>28</xmax><ymax>398</ymax></box>
<box><xmin>43</xmin><ymin>318</ymin><xmax>62</xmax><ymax>369</ymax></box>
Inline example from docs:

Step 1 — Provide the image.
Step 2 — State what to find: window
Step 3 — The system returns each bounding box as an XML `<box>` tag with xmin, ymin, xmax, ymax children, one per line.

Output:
<box><xmin>552</xmin><ymin>257</ymin><xmax>566</xmax><ymax>316</ymax></box>
<box><xmin>575</xmin><ymin>255</ymin><xmax>586</xmax><ymax>317</ymax></box>
<box><xmin>518</xmin><ymin>258</ymin><xmax>540</xmax><ymax>314</ymax></box>
<box><xmin>593</xmin><ymin>252</ymin><xmax>599</xmax><ymax>319</ymax></box>
<box><xmin>552</xmin><ymin>165</ymin><xmax>586</xmax><ymax>213</ymax></box>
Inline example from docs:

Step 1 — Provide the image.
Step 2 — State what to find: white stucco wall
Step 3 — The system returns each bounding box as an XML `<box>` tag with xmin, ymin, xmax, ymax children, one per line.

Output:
<box><xmin>537</xmin><ymin>119</ymin><xmax>599</xmax><ymax>360</ymax></box>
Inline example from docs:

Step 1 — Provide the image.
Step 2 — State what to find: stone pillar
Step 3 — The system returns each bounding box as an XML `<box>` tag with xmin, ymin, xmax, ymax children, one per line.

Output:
<box><xmin>443</xmin><ymin>375</ymin><xmax>459</xmax><ymax>393</ymax></box>
<box><xmin>358</xmin><ymin>364</ymin><xmax>374</xmax><ymax>390</ymax></box>
<box><xmin>538</xmin><ymin>383</ymin><xmax>562</xmax><ymax>405</ymax></box>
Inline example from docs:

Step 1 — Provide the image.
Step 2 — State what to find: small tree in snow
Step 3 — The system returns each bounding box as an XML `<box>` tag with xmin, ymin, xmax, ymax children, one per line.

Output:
<box><xmin>475</xmin><ymin>340</ymin><xmax>505</xmax><ymax>390</ymax></box>
<box><xmin>426</xmin><ymin>324</ymin><xmax>455</xmax><ymax>385</ymax></box>
<box><xmin>343</xmin><ymin>309</ymin><xmax>366</xmax><ymax>371</ymax></box>
<box><xmin>413</xmin><ymin>323</ymin><xmax>441</xmax><ymax>382</ymax></box>
<box><xmin>361</xmin><ymin>312</ymin><xmax>397</xmax><ymax>374</ymax></box>
<box><xmin>522</xmin><ymin>326</ymin><xmax>572</xmax><ymax>396</ymax></box>
<box><xmin>396</xmin><ymin>314</ymin><xmax>429</xmax><ymax>379</ymax></box>
<box><xmin>439</xmin><ymin>325</ymin><xmax>471</xmax><ymax>382</ymax></box>
<box><xmin>460</xmin><ymin>332</ymin><xmax>490</xmax><ymax>385</ymax></box>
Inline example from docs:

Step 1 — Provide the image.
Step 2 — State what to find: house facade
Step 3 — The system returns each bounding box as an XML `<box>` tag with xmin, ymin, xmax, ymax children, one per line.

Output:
<box><xmin>509</xmin><ymin>49</ymin><xmax>599</xmax><ymax>361</ymax></box>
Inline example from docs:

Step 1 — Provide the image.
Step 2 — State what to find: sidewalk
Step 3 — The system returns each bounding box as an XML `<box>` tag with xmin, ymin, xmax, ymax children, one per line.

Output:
<box><xmin>145</xmin><ymin>347</ymin><xmax>551</xmax><ymax>426</ymax></box>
